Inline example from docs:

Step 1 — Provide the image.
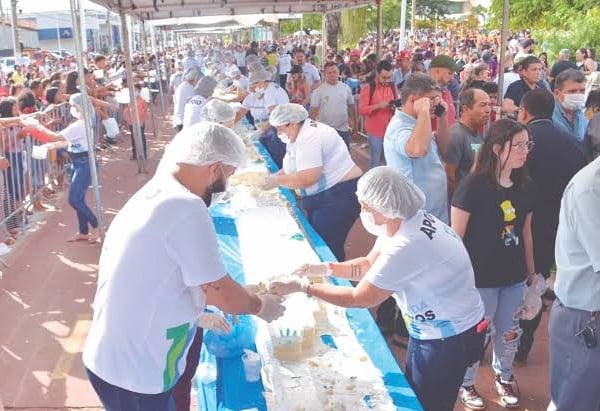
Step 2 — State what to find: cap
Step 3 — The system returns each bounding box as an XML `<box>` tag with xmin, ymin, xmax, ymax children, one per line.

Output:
<box><xmin>396</xmin><ymin>51</ymin><xmax>412</xmax><ymax>61</ymax></box>
<box><xmin>430</xmin><ymin>55</ymin><xmax>460</xmax><ymax>73</ymax></box>
<box><xmin>289</xmin><ymin>65</ymin><xmax>303</xmax><ymax>75</ymax></box>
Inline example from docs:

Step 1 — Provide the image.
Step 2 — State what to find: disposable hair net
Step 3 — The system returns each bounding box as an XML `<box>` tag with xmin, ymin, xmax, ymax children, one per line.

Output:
<box><xmin>194</xmin><ymin>76</ymin><xmax>218</xmax><ymax>98</ymax></box>
<box><xmin>246</xmin><ymin>54</ymin><xmax>260</xmax><ymax>65</ymax></box>
<box><xmin>248</xmin><ymin>70</ymin><xmax>269</xmax><ymax>85</ymax></box>
<box><xmin>183</xmin><ymin>67</ymin><xmax>202</xmax><ymax>82</ymax></box>
<box><xmin>161</xmin><ymin>122</ymin><xmax>247</xmax><ymax>168</ymax></box>
<box><xmin>247</xmin><ymin>61</ymin><xmax>264</xmax><ymax>73</ymax></box>
<box><xmin>200</xmin><ymin>100</ymin><xmax>235</xmax><ymax>124</ymax></box>
<box><xmin>265</xmin><ymin>66</ymin><xmax>278</xmax><ymax>81</ymax></box>
<box><xmin>269</xmin><ymin>103</ymin><xmax>309</xmax><ymax>127</ymax></box>
<box><xmin>229</xmin><ymin>67</ymin><xmax>241</xmax><ymax>77</ymax></box>
<box><xmin>356</xmin><ymin>166</ymin><xmax>425</xmax><ymax>219</ymax></box>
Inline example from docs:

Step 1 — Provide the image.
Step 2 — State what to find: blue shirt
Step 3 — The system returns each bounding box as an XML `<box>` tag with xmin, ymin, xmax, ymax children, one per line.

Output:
<box><xmin>383</xmin><ymin>110</ymin><xmax>449</xmax><ymax>223</ymax></box>
<box><xmin>552</xmin><ymin>100</ymin><xmax>588</xmax><ymax>143</ymax></box>
<box><xmin>554</xmin><ymin>157</ymin><xmax>600</xmax><ymax>311</ymax></box>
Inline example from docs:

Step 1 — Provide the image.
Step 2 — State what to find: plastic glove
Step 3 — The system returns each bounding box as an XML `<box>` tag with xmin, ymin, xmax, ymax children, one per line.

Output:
<box><xmin>260</xmin><ymin>174</ymin><xmax>279</xmax><ymax>191</ymax></box>
<box><xmin>268</xmin><ymin>276</ymin><xmax>310</xmax><ymax>296</ymax></box>
<box><xmin>293</xmin><ymin>263</ymin><xmax>331</xmax><ymax>277</ymax></box>
<box><xmin>198</xmin><ymin>313</ymin><xmax>232</xmax><ymax>333</ymax></box>
<box><xmin>256</xmin><ymin>293</ymin><xmax>286</xmax><ymax>322</ymax></box>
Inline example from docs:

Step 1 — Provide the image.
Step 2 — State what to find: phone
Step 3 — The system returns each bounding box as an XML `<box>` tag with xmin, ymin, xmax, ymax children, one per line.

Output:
<box><xmin>390</xmin><ymin>98</ymin><xmax>402</xmax><ymax>108</ymax></box>
<box><xmin>434</xmin><ymin>103</ymin><xmax>446</xmax><ymax>117</ymax></box>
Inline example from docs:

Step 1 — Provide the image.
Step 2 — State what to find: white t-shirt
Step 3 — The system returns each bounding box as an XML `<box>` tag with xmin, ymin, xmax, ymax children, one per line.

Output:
<box><xmin>83</xmin><ymin>174</ymin><xmax>226</xmax><ymax>394</ymax></box>
<box><xmin>183</xmin><ymin>95</ymin><xmax>208</xmax><ymax>128</ymax></box>
<box><xmin>60</xmin><ymin>119</ymin><xmax>88</xmax><ymax>153</ymax></box>
<box><xmin>366</xmin><ymin>210</ymin><xmax>484</xmax><ymax>340</ymax></box>
<box><xmin>173</xmin><ymin>81</ymin><xmax>195</xmax><ymax>127</ymax></box>
<box><xmin>279</xmin><ymin>53</ymin><xmax>292</xmax><ymax>75</ymax></box>
<box><xmin>287</xmin><ymin>62</ymin><xmax>321</xmax><ymax>88</ymax></box>
<box><xmin>242</xmin><ymin>92</ymin><xmax>269</xmax><ymax>122</ymax></box>
<box><xmin>283</xmin><ymin>120</ymin><xmax>356</xmax><ymax>197</ymax></box>
<box><xmin>263</xmin><ymin>83</ymin><xmax>290</xmax><ymax>112</ymax></box>
<box><xmin>233</xmin><ymin>75</ymin><xmax>249</xmax><ymax>91</ymax></box>
<box><xmin>310</xmin><ymin>82</ymin><xmax>355</xmax><ymax>131</ymax></box>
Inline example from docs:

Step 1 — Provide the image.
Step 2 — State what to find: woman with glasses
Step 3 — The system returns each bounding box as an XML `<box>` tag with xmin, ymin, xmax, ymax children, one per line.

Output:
<box><xmin>451</xmin><ymin>118</ymin><xmax>536</xmax><ymax>410</ymax></box>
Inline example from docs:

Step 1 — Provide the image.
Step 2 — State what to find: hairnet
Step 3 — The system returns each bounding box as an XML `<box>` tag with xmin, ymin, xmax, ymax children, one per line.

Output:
<box><xmin>248</xmin><ymin>70</ymin><xmax>269</xmax><ymax>85</ymax></box>
<box><xmin>269</xmin><ymin>103</ymin><xmax>309</xmax><ymax>127</ymax></box>
<box><xmin>356</xmin><ymin>166</ymin><xmax>425</xmax><ymax>219</ymax></box>
<box><xmin>265</xmin><ymin>66</ymin><xmax>278</xmax><ymax>82</ymax></box>
<box><xmin>183</xmin><ymin>67</ymin><xmax>202</xmax><ymax>83</ymax></box>
<box><xmin>246</xmin><ymin>54</ymin><xmax>260</xmax><ymax>65</ymax></box>
<box><xmin>229</xmin><ymin>67</ymin><xmax>241</xmax><ymax>77</ymax></box>
<box><xmin>247</xmin><ymin>61</ymin><xmax>264</xmax><ymax>73</ymax></box>
<box><xmin>200</xmin><ymin>100</ymin><xmax>235</xmax><ymax>124</ymax></box>
<box><xmin>162</xmin><ymin>122</ymin><xmax>246</xmax><ymax>168</ymax></box>
<box><xmin>194</xmin><ymin>76</ymin><xmax>217</xmax><ymax>98</ymax></box>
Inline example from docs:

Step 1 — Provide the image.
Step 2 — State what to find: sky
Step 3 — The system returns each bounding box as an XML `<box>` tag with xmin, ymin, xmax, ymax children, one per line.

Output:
<box><xmin>4</xmin><ymin>0</ymin><xmax>106</xmax><ymax>13</ymax></box>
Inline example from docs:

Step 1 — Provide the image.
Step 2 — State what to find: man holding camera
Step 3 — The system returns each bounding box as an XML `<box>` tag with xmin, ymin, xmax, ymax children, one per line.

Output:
<box><xmin>383</xmin><ymin>73</ymin><xmax>450</xmax><ymax>224</ymax></box>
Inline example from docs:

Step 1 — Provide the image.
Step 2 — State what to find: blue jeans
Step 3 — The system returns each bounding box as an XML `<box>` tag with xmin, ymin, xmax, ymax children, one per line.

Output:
<box><xmin>463</xmin><ymin>281</ymin><xmax>527</xmax><ymax>386</ymax></box>
<box><xmin>406</xmin><ymin>324</ymin><xmax>485</xmax><ymax>411</ymax></box>
<box><xmin>259</xmin><ymin>126</ymin><xmax>286</xmax><ymax>170</ymax></box>
<box><xmin>301</xmin><ymin>178</ymin><xmax>360</xmax><ymax>261</ymax></box>
<box><xmin>129</xmin><ymin>125</ymin><xmax>147</xmax><ymax>159</ymax></box>
<box><xmin>86</xmin><ymin>368</ymin><xmax>175</xmax><ymax>411</ymax></box>
<box><xmin>68</xmin><ymin>155</ymin><xmax>98</xmax><ymax>235</ymax></box>
<box><xmin>367</xmin><ymin>135</ymin><xmax>384</xmax><ymax>168</ymax></box>
<box><xmin>336</xmin><ymin>130</ymin><xmax>350</xmax><ymax>151</ymax></box>
<box><xmin>548</xmin><ymin>300</ymin><xmax>600</xmax><ymax>411</ymax></box>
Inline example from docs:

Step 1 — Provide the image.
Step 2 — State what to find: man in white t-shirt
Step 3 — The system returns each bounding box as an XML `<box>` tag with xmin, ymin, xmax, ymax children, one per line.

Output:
<box><xmin>310</xmin><ymin>62</ymin><xmax>357</xmax><ymax>149</ymax></box>
<box><xmin>83</xmin><ymin>123</ymin><xmax>285</xmax><ymax>411</ymax></box>
<box><xmin>173</xmin><ymin>68</ymin><xmax>201</xmax><ymax>131</ymax></box>
<box><xmin>183</xmin><ymin>76</ymin><xmax>217</xmax><ymax>128</ymax></box>
<box><xmin>271</xmin><ymin>166</ymin><xmax>485</xmax><ymax>411</ymax></box>
<box><xmin>287</xmin><ymin>49</ymin><xmax>321</xmax><ymax>91</ymax></box>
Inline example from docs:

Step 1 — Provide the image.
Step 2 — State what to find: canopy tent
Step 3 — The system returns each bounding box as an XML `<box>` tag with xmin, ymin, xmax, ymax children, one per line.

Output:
<box><xmin>146</xmin><ymin>14</ymin><xmax>280</xmax><ymax>28</ymax></box>
<box><xmin>87</xmin><ymin>0</ymin><xmax>373</xmax><ymax>20</ymax></box>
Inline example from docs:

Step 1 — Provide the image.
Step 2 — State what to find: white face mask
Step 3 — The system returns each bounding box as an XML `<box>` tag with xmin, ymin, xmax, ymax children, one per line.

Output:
<box><xmin>278</xmin><ymin>132</ymin><xmax>291</xmax><ymax>144</ymax></box>
<box><xmin>360</xmin><ymin>212</ymin><xmax>388</xmax><ymax>237</ymax></box>
<box><xmin>70</xmin><ymin>106</ymin><xmax>81</xmax><ymax>119</ymax></box>
<box><xmin>254</xmin><ymin>87</ymin><xmax>265</xmax><ymax>97</ymax></box>
<box><xmin>561</xmin><ymin>93</ymin><xmax>586</xmax><ymax>111</ymax></box>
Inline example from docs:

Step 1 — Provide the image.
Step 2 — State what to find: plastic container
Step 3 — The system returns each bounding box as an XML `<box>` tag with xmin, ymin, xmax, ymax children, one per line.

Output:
<box><xmin>241</xmin><ymin>349</ymin><xmax>262</xmax><ymax>382</ymax></box>
<box><xmin>203</xmin><ymin>315</ymin><xmax>257</xmax><ymax>358</ymax></box>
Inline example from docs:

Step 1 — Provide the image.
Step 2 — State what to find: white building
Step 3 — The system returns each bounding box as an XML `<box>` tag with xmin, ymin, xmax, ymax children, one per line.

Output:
<box><xmin>0</xmin><ymin>19</ymin><xmax>39</xmax><ymax>57</ymax></box>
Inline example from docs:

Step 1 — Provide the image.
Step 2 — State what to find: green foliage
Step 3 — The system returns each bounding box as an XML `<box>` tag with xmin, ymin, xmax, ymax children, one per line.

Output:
<box><xmin>280</xmin><ymin>13</ymin><xmax>323</xmax><ymax>35</ymax></box>
<box><xmin>488</xmin><ymin>0</ymin><xmax>600</xmax><ymax>61</ymax></box>
<box><xmin>340</xmin><ymin>7</ymin><xmax>369</xmax><ymax>49</ymax></box>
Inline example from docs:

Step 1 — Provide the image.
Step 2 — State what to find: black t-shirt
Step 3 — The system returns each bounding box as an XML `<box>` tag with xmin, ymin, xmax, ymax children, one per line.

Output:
<box><xmin>549</xmin><ymin>61</ymin><xmax>577</xmax><ymax>89</ymax></box>
<box><xmin>452</xmin><ymin>174</ymin><xmax>534</xmax><ymax>288</ymax></box>
<box><xmin>504</xmin><ymin>79</ymin><xmax>543</xmax><ymax>107</ymax></box>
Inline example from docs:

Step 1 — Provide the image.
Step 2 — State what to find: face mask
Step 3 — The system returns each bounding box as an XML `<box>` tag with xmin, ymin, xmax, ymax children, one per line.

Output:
<box><xmin>360</xmin><ymin>212</ymin><xmax>388</xmax><ymax>237</ymax></box>
<box><xmin>70</xmin><ymin>106</ymin><xmax>81</xmax><ymax>119</ymax></box>
<box><xmin>278</xmin><ymin>132</ymin><xmax>290</xmax><ymax>144</ymax></box>
<box><xmin>254</xmin><ymin>87</ymin><xmax>265</xmax><ymax>97</ymax></box>
<box><xmin>204</xmin><ymin>165</ymin><xmax>228</xmax><ymax>207</ymax></box>
<box><xmin>561</xmin><ymin>93</ymin><xmax>586</xmax><ymax>111</ymax></box>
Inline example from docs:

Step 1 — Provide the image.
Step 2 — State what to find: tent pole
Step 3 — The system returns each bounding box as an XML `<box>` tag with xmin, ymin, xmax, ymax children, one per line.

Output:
<box><xmin>321</xmin><ymin>13</ymin><xmax>326</xmax><ymax>67</ymax></box>
<box><xmin>119</xmin><ymin>11</ymin><xmax>147</xmax><ymax>173</ymax></box>
<box><xmin>376</xmin><ymin>0</ymin><xmax>382</xmax><ymax>58</ymax></box>
<box><xmin>399</xmin><ymin>0</ymin><xmax>407</xmax><ymax>51</ymax></box>
<box><xmin>497</xmin><ymin>0</ymin><xmax>509</xmax><ymax>108</ymax></box>
<box><xmin>68</xmin><ymin>0</ymin><xmax>105</xmax><ymax>239</ymax></box>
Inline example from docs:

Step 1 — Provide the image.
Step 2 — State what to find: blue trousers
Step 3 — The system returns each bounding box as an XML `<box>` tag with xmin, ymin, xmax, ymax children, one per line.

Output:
<box><xmin>68</xmin><ymin>155</ymin><xmax>98</xmax><ymax>235</ymax></box>
<box><xmin>86</xmin><ymin>368</ymin><xmax>175</xmax><ymax>411</ymax></box>
<box><xmin>406</xmin><ymin>324</ymin><xmax>485</xmax><ymax>411</ymax></box>
<box><xmin>367</xmin><ymin>135</ymin><xmax>384</xmax><ymax>168</ymax></box>
<box><xmin>259</xmin><ymin>126</ymin><xmax>286</xmax><ymax>170</ymax></box>
<box><xmin>301</xmin><ymin>178</ymin><xmax>360</xmax><ymax>261</ymax></box>
<box><xmin>336</xmin><ymin>130</ymin><xmax>350</xmax><ymax>151</ymax></box>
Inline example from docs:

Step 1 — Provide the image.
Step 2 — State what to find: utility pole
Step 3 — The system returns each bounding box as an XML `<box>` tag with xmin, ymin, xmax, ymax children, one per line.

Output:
<box><xmin>10</xmin><ymin>0</ymin><xmax>19</xmax><ymax>57</ymax></box>
<box><xmin>411</xmin><ymin>0</ymin><xmax>416</xmax><ymax>36</ymax></box>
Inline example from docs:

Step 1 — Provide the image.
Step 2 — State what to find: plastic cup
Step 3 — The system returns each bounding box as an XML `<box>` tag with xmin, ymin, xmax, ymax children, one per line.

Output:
<box><xmin>241</xmin><ymin>349</ymin><xmax>261</xmax><ymax>383</ymax></box>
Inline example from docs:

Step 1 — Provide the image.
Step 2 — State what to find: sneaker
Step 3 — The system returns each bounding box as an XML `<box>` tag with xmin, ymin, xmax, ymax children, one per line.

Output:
<box><xmin>459</xmin><ymin>385</ymin><xmax>485</xmax><ymax>410</ymax></box>
<box><xmin>494</xmin><ymin>375</ymin><xmax>520</xmax><ymax>408</ymax></box>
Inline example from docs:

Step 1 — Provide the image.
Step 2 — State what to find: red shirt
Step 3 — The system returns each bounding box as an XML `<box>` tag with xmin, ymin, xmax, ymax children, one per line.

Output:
<box><xmin>358</xmin><ymin>82</ymin><xmax>396</xmax><ymax>138</ymax></box>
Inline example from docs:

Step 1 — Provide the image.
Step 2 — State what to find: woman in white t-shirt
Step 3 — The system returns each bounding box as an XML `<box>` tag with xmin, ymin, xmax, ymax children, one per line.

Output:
<box><xmin>264</xmin><ymin>103</ymin><xmax>362</xmax><ymax>261</ymax></box>
<box><xmin>270</xmin><ymin>166</ymin><xmax>486</xmax><ymax>411</ymax></box>
<box><xmin>25</xmin><ymin>98</ymin><xmax>99</xmax><ymax>242</ymax></box>
<box><xmin>183</xmin><ymin>76</ymin><xmax>217</xmax><ymax>128</ymax></box>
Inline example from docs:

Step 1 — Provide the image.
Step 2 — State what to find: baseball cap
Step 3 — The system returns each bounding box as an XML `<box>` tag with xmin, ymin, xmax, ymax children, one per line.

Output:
<box><xmin>396</xmin><ymin>51</ymin><xmax>412</xmax><ymax>61</ymax></box>
<box><xmin>430</xmin><ymin>55</ymin><xmax>460</xmax><ymax>73</ymax></box>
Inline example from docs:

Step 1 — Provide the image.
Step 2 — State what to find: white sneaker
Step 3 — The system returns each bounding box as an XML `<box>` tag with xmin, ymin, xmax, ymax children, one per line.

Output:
<box><xmin>459</xmin><ymin>385</ymin><xmax>486</xmax><ymax>410</ymax></box>
<box><xmin>494</xmin><ymin>375</ymin><xmax>520</xmax><ymax>408</ymax></box>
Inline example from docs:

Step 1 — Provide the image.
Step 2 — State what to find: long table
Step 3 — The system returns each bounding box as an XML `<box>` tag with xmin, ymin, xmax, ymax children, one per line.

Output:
<box><xmin>195</xmin><ymin>143</ymin><xmax>423</xmax><ymax>411</ymax></box>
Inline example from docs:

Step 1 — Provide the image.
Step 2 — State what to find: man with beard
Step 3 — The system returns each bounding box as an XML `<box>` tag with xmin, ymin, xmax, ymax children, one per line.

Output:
<box><xmin>428</xmin><ymin>55</ymin><xmax>458</xmax><ymax>127</ymax></box>
<box><xmin>82</xmin><ymin>123</ymin><xmax>285</xmax><ymax>411</ymax></box>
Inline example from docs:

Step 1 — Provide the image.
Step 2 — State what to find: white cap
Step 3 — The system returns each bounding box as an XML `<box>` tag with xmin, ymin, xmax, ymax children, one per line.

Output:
<box><xmin>161</xmin><ymin>122</ymin><xmax>246</xmax><ymax>168</ymax></box>
<box><xmin>356</xmin><ymin>166</ymin><xmax>425</xmax><ymax>219</ymax></box>
<box><xmin>200</xmin><ymin>100</ymin><xmax>235</xmax><ymax>124</ymax></box>
<box><xmin>269</xmin><ymin>103</ymin><xmax>309</xmax><ymax>127</ymax></box>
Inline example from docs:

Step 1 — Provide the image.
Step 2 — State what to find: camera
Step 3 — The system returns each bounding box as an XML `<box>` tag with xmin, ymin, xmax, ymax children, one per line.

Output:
<box><xmin>434</xmin><ymin>103</ymin><xmax>446</xmax><ymax>117</ymax></box>
<box><xmin>390</xmin><ymin>98</ymin><xmax>402</xmax><ymax>108</ymax></box>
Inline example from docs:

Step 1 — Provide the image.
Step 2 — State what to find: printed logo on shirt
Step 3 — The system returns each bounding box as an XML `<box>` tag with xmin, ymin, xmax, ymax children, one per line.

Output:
<box><xmin>500</xmin><ymin>200</ymin><xmax>519</xmax><ymax>246</ymax></box>
<box><xmin>162</xmin><ymin>322</ymin><xmax>195</xmax><ymax>391</ymax></box>
<box><xmin>420</xmin><ymin>212</ymin><xmax>438</xmax><ymax>240</ymax></box>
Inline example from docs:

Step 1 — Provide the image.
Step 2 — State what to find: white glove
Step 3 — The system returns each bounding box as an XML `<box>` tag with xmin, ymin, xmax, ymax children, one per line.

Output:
<box><xmin>260</xmin><ymin>174</ymin><xmax>279</xmax><ymax>191</ymax></box>
<box><xmin>269</xmin><ymin>276</ymin><xmax>310</xmax><ymax>296</ymax></box>
<box><xmin>198</xmin><ymin>313</ymin><xmax>232</xmax><ymax>333</ymax></box>
<box><xmin>293</xmin><ymin>263</ymin><xmax>331</xmax><ymax>277</ymax></box>
<box><xmin>256</xmin><ymin>293</ymin><xmax>286</xmax><ymax>322</ymax></box>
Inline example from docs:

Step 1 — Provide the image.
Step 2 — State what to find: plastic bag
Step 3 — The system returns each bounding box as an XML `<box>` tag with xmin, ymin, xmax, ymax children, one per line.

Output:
<box><xmin>102</xmin><ymin>117</ymin><xmax>119</xmax><ymax>138</ymax></box>
<box><xmin>203</xmin><ymin>314</ymin><xmax>257</xmax><ymax>358</ymax></box>
<box><xmin>521</xmin><ymin>274</ymin><xmax>546</xmax><ymax>320</ymax></box>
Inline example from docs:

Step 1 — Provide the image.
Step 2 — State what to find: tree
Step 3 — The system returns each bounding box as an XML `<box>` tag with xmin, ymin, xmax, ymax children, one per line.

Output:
<box><xmin>325</xmin><ymin>12</ymin><xmax>341</xmax><ymax>52</ymax></box>
<box><xmin>340</xmin><ymin>7</ymin><xmax>369</xmax><ymax>49</ymax></box>
<box><xmin>415</xmin><ymin>0</ymin><xmax>452</xmax><ymax>20</ymax></box>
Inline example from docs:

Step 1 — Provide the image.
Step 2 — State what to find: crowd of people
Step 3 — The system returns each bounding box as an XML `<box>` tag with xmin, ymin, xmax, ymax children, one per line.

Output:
<box><xmin>1</xmin><ymin>25</ymin><xmax>598</xmax><ymax>411</ymax></box>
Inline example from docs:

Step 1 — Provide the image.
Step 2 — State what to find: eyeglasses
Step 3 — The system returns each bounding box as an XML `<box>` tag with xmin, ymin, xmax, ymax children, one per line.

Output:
<box><xmin>512</xmin><ymin>141</ymin><xmax>535</xmax><ymax>151</ymax></box>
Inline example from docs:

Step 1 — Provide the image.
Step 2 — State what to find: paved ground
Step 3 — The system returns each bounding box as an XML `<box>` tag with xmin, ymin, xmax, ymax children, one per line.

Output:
<box><xmin>0</xmin><ymin>103</ymin><xmax>551</xmax><ymax>411</ymax></box>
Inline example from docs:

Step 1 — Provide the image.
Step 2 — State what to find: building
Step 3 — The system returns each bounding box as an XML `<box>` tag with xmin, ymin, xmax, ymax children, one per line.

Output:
<box><xmin>0</xmin><ymin>19</ymin><xmax>40</xmax><ymax>57</ymax></box>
